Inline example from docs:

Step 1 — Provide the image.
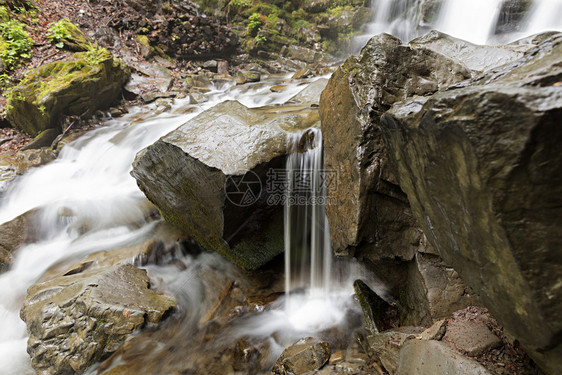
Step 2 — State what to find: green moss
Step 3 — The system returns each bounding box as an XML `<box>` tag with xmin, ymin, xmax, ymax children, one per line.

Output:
<box><xmin>47</xmin><ymin>19</ymin><xmax>91</xmax><ymax>51</ymax></box>
<box><xmin>6</xmin><ymin>47</ymin><xmax>129</xmax><ymax>135</ymax></box>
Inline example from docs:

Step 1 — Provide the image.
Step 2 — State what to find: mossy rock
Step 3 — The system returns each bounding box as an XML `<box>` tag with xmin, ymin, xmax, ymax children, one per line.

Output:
<box><xmin>48</xmin><ymin>19</ymin><xmax>91</xmax><ymax>51</ymax></box>
<box><xmin>6</xmin><ymin>49</ymin><xmax>130</xmax><ymax>136</ymax></box>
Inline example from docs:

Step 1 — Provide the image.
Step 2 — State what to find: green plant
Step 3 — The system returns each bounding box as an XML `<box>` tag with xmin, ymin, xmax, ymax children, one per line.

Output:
<box><xmin>81</xmin><ymin>46</ymin><xmax>111</xmax><ymax>65</ymax></box>
<box><xmin>248</xmin><ymin>13</ymin><xmax>263</xmax><ymax>36</ymax></box>
<box><xmin>47</xmin><ymin>19</ymin><xmax>73</xmax><ymax>48</ymax></box>
<box><xmin>0</xmin><ymin>72</ymin><xmax>9</xmax><ymax>87</ymax></box>
<box><xmin>0</xmin><ymin>19</ymin><xmax>33</xmax><ymax>69</ymax></box>
<box><xmin>255</xmin><ymin>34</ymin><xmax>267</xmax><ymax>44</ymax></box>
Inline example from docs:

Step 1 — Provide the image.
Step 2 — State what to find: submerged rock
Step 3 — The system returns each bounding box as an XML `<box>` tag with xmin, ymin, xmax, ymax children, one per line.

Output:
<box><xmin>21</xmin><ymin>263</ymin><xmax>176</xmax><ymax>375</ymax></box>
<box><xmin>6</xmin><ymin>48</ymin><xmax>130</xmax><ymax>136</ymax></box>
<box><xmin>382</xmin><ymin>33</ymin><xmax>562</xmax><ymax>374</ymax></box>
<box><xmin>131</xmin><ymin>99</ymin><xmax>321</xmax><ymax>270</ymax></box>
<box><xmin>273</xmin><ymin>337</ymin><xmax>331</xmax><ymax>375</ymax></box>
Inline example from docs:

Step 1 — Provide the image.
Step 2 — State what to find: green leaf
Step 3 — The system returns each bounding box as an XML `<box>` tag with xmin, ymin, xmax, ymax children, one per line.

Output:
<box><xmin>56</xmin><ymin>41</ymin><xmax>64</xmax><ymax>48</ymax></box>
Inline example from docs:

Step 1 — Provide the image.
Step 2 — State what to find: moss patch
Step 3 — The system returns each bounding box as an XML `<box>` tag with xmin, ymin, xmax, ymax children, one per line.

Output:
<box><xmin>6</xmin><ymin>48</ymin><xmax>130</xmax><ymax>135</ymax></box>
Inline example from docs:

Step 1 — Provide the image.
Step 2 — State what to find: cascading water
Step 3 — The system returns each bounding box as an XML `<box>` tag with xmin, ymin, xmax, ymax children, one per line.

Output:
<box><xmin>356</xmin><ymin>0</ymin><xmax>562</xmax><ymax>47</ymax></box>
<box><xmin>436</xmin><ymin>0</ymin><xmax>503</xmax><ymax>44</ymax></box>
<box><xmin>284</xmin><ymin>129</ymin><xmax>331</xmax><ymax>297</ymax></box>
<box><xmin>0</xmin><ymin>75</ymin><xmax>336</xmax><ymax>374</ymax></box>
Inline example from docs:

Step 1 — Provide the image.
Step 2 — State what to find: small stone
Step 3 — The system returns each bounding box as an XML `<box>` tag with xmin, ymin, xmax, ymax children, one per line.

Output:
<box><xmin>202</xmin><ymin>60</ymin><xmax>218</xmax><ymax>69</ymax></box>
<box><xmin>270</xmin><ymin>85</ymin><xmax>287</xmax><ymax>93</ymax></box>
<box><xmin>272</xmin><ymin>337</ymin><xmax>330</xmax><ymax>375</ymax></box>
<box><xmin>292</xmin><ymin>68</ymin><xmax>314</xmax><ymax>80</ymax></box>
<box><xmin>329</xmin><ymin>351</ymin><xmax>345</xmax><ymax>364</ymax></box>
<box><xmin>217</xmin><ymin>60</ymin><xmax>229</xmax><ymax>75</ymax></box>
<box><xmin>235</xmin><ymin>70</ymin><xmax>261</xmax><ymax>85</ymax></box>
<box><xmin>420</xmin><ymin>319</ymin><xmax>448</xmax><ymax>341</ymax></box>
<box><xmin>443</xmin><ymin>318</ymin><xmax>501</xmax><ymax>356</ymax></box>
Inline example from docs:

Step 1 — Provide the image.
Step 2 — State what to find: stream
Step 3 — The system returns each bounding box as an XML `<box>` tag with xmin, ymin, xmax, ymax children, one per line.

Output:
<box><xmin>0</xmin><ymin>0</ymin><xmax>561</xmax><ymax>373</ymax></box>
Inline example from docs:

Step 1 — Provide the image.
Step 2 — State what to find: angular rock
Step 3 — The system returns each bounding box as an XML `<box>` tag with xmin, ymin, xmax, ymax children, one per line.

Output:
<box><xmin>21</xmin><ymin>263</ymin><xmax>176</xmax><ymax>375</ymax></box>
<box><xmin>7</xmin><ymin>49</ymin><xmax>129</xmax><ymax>136</ymax></box>
<box><xmin>354</xmin><ymin>279</ymin><xmax>396</xmax><ymax>333</ymax></box>
<box><xmin>273</xmin><ymin>337</ymin><xmax>331</xmax><ymax>375</ymax></box>
<box><xmin>397</xmin><ymin>340</ymin><xmax>492</xmax><ymax>375</ymax></box>
<box><xmin>235</xmin><ymin>70</ymin><xmax>261</xmax><ymax>85</ymax></box>
<box><xmin>409</xmin><ymin>30</ymin><xmax>530</xmax><ymax>73</ymax></box>
<box><xmin>381</xmin><ymin>34</ymin><xmax>562</xmax><ymax>374</ymax></box>
<box><xmin>367</xmin><ymin>327</ymin><xmax>424</xmax><ymax>374</ymax></box>
<box><xmin>319</xmin><ymin>33</ymin><xmax>470</xmax><ymax>260</ymax></box>
<box><xmin>0</xmin><ymin>209</ymin><xmax>38</xmax><ymax>272</ymax></box>
<box><xmin>443</xmin><ymin>318</ymin><xmax>501</xmax><ymax>356</ymax></box>
<box><xmin>287</xmin><ymin>78</ymin><xmax>328</xmax><ymax>106</ymax></box>
<box><xmin>403</xmin><ymin>253</ymin><xmax>477</xmax><ymax>326</ymax></box>
<box><xmin>420</xmin><ymin>319</ymin><xmax>447</xmax><ymax>341</ymax></box>
<box><xmin>131</xmin><ymin>100</ymin><xmax>320</xmax><ymax>270</ymax></box>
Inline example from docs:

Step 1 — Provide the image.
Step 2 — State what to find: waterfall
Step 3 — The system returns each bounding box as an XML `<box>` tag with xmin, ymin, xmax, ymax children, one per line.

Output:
<box><xmin>284</xmin><ymin>129</ymin><xmax>332</xmax><ymax>300</ymax></box>
<box><xmin>436</xmin><ymin>0</ymin><xmax>503</xmax><ymax>44</ymax></box>
<box><xmin>524</xmin><ymin>0</ymin><xmax>562</xmax><ymax>36</ymax></box>
<box><xmin>356</xmin><ymin>0</ymin><xmax>562</xmax><ymax>47</ymax></box>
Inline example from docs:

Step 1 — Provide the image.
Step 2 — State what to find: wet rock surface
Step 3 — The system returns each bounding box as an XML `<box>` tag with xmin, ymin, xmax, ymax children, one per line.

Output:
<box><xmin>409</xmin><ymin>30</ymin><xmax>531</xmax><ymax>73</ymax></box>
<box><xmin>0</xmin><ymin>148</ymin><xmax>57</xmax><ymax>190</ymax></box>
<box><xmin>382</xmin><ymin>33</ymin><xmax>562</xmax><ymax>373</ymax></box>
<box><xmin>21</xmin><ymin>262</ymin><xmax>176</xmax><ymax>375</ymax></box>
<box><xmin>272</xmin><ymin>337</ymin><xmax>331</xmax><ymax>375</ymax></box>
<box><xmin>131</xmin><ymin>86</ymin><xmax>322</xmax><ymax>270</ymax></box>
<box><xmin>319</xmin><ymin>32</ymin><xmax>470</xmax><ymax>260</ymax></box>
<box><xmin>0</xmin><ymin>209</ymin><xmax>39</xmax><ymax>272</ymax></box>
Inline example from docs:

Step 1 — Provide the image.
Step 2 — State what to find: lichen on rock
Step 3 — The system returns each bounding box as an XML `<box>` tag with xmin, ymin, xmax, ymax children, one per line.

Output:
<box><xmin>6</xmin><ymin>48</ymin><xmax>130</xmax><ymax>136</ymax></box>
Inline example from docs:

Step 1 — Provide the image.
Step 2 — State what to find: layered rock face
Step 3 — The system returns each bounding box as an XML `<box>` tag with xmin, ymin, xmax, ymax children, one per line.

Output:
<box><xmin>381</xmin><ymin>34</ymin><xmax>562</xmax><ymax>373</ymax></box>
<box><xmin>319</xmin><ymin>33</ymin><xmax>477</xmax><ymax>325</ymax></box>
<box><xmin>132</xmin><ymin>94</ymin><xmax>322</xmax><ymax>270</ymax></box>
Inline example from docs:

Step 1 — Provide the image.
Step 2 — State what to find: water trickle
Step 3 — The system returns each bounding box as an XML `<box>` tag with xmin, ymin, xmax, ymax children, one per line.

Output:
<box><xmin>284</xmin><ymin>128</ymin><xmax>331</xmax><ymax>299</ymax></box>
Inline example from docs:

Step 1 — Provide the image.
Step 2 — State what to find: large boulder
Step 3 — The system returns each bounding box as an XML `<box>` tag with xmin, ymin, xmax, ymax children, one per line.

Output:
<box><xmin>6</xmin><ymin>48</ymin><xmax>130</xmax><ymax>136</ymax></box>
<box><xmin>318</xmin><ymin>33</ymin><xmax>471</xmax><ymax>260</ymax></box>
<box><xmin>381</xmin><ymin>33</ymin><xmax>562</xmax><ymax>373</ymax></box>
<box><xmin>21</xmin><ymin>261</ymin><xmax>176</xmax><ymax>375</ymax></box>
<box><xmin>131</xmin><ymin>99</ymin><xmax>321</xmax><ymax>270</ymax></box>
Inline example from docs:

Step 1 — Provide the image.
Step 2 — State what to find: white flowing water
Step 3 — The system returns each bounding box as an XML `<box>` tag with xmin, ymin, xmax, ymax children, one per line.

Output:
<box><xmin>524</xmin><ymin>0</ymin><xmax>562</xmax><ymax>36</ymax></box>
<box><xmin>0</xmin><ymin>75</ymin><xmax>333</xmax><ymax>374</ymax></box>
<box><xmin>356</xmin><ymin>0</ymin><xmax>562</xmax><ymax>47</ymax></box>
<box><xmin>436</xmin><ymin>0</ymin><xmax>503</xmax><ymax>45</ymax></box>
